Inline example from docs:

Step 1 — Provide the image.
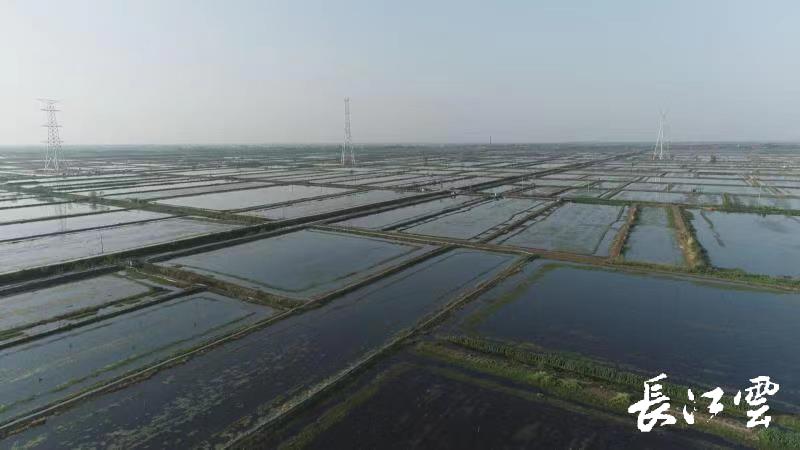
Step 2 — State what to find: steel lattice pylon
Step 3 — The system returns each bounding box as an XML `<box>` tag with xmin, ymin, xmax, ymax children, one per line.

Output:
<box><xmin>38</xmin><ymin>98</ymin><xmax>68</xmax><ymax>172</ymax></box>
<box><xmin>651</xmin><ymin>110</ymin><xmax>669</xmax><ymax>161</ymax></box>
<box><xmin>341</xmin><ymin>97</ymin><xmax>355</xmax><ymax>166</ymax></box>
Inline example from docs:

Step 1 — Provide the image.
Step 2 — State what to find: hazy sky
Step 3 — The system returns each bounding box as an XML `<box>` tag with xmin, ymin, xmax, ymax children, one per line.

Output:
<box><xmin>1</xmin><ymin>1</ymin><xmax>799</xmax><ymax>145</ymax></box>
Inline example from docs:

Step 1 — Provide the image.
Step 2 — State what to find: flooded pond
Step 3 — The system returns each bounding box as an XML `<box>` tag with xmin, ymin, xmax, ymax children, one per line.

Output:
<box><xmin>70</xmin><ymin>179</ymin><xmax>232</xmax><ymax>197</ymax></box>
<box><xmin>0</xmin><ymin>273</ymin><xmax>174</xmax><ymax>333</ymax></box>
<box><xmin>400</xmin><ymin>198</ymin><xmax>548</xmax><ymax>240</ymax></box>
<box><xmin>0</xmin><ymin>217</ymin><xmax>237</xmax><ymax>274</ymax></box>
<box><xmin>612</xmin><ymin>190</ymin><xmax>723</xmax><ymax>206</ymax></box>
<box><xmin>0</xmin><ymin>210</ymin><xmax>171</xmax><ymax>242</ymax></box>
<box><xmin>623</xmin><ymin>207</ymin><xmax>685</xmax><ymax>266</ymax></box>
<box><xmin>108</xmin><ymin>181</ymin><xmax>270</xmax><ymax>201</ymax></box>
<box><xmin>689</xmin><ymin>209</ymin><xmax>800</xmax><ymax>277</ymax></box>
<box><xmin>728</xmin><ymin>195</ymin><xmax>800</xmax><ymax>211</ymax></box>
<box><xmin>0</xmin><ymin>292</ymin><xmax>273</xmax><ymax>424</ymax></box>
<box><xmin>452</xmin><ymin>259</ymin><xmax>800</xmax><ymax>409</ymax></box>
<box><xmin>492</xmin><ymin>202</ymin><xmax>626</xmax><ymax>256</ymax></box>
<box><xmin>0</xmin><ymin>203</ymin><xmax>117</xmax><ymax>224</ymax></box>
<box><xmin>156</xmin><ymin>185</ymin><xmax>351</xmax><ymax>211</ymax></box>
<box><xmin>6</xmin><ymin>249</ymin><xmax>516</xmax><ymax>448</ymax></box>
<box><xmin>334</xmin><ymin>196</ymin><xmax>476</xmax><ymax>230</ymax></box>
<box><xmin>160</xmin><ymin>229</ymin><xmax>436</xmax><ymax>299</ymax></box>
<box><xmin>0</xmin><ymin>198</ymin><xmax>53</xmax><ymax>209</ymax></box>
<box><xmin>242</xmin><ymin>189</ymin><xmax>414</xmax><ymax>220</ymax></box>
<box><xmin>268</xmin><ymin>359</ymin><xmax>740</xmax><ymax>450</ymax></box>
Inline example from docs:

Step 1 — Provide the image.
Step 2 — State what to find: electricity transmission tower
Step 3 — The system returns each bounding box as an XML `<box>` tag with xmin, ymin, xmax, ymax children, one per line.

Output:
<box><xmin>38</xmin><ymin>98</ymin><xmax>68</xmax><ymax>172</ymax></box>
<box><xmin>651</xmin><ymin>111</ymin><xmax>669</xmax><ymax>161</ymax></box>
<box><xmin>341</xmin><ymin>97</ymin><xmax>355</xmax><ymax>166</ymax></box>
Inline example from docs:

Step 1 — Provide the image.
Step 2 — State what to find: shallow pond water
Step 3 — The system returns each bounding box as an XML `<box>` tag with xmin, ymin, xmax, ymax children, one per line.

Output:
<box><xmin>492</xmin><ymin>202</ymin><xmax>626</xmax><ymax>256</ymax></box>
<box><xmin>0</xmin><ymin>292</ymin><xmax>272</xmax><ymax>424</ymax></box>
<box><xmin>279</xmin><ymin>360</ymin><xmax>743</xmax><ymax>450</ymax></box>
<box><xmin>0</xmin><ymin>198</ymin><xmax>52</xmax><ymax>209</ymax></box>
<box><xmin>243</xmin><ymin>190</ymin><xmax>413</xmax><ymax>220</ymax></box>
<box><xmin>612</xmin><ymin>190</ymin><xmax>723</xmax><ymax>206</ymax></box>
<box><xmin>111</xmin><ymin>181</ymin><xmax>269</xmax><ymax>201</ymax></box>
<box><xmin>0</xmin><ymin>209</ymin><xmax>171</xmax><ymax>242</ymax></box>
<box><xmin>334</xmin><ymin>196</ymin><xmax>476</xmax><ymax>230</ymax></box>
<box><xmin>0</xmin><ymin>273</ymin><xmax>172</xmax><ymax>332</ymax></box>
<box><xmin>690</xmin><ymin>209</ymin><xmax>800</xmax><ymax>277</ymax></box>
<box><xmin>624</xmin><ymin>207</ymin><xmax>684</xmax><ymax>266</ymax></box>
<box><xmin>161</xmin><ymin>229</ymin><xmax>436</xmax><ymax>299</ymax></box>
<box><xmin>0</xmin><ymin>203</ymin><xmax>117</xmax><ymax>224</ymax></box>
<box><xmin>3</xmin><ymin>249</ymin><xmax>516</xmax><ymax>448</ymax></box>
<box><xmin>454</xmin><ymin>259</ymin><xmax>800</xmax><ymax>408</ymax></box>
<box><xmin>0</xmin><ymin>217</ymin><xmax>237</xmax><ymax>274</ymax></box>
<box><xmin>157</xmin><ymin>185</ymin><xmax>351</xmax><ymax>211</ymax></box>
<box><xmin>729</xmin><ymin>195</ymin><xmax>800</xmax><ymax>211</ymax></box>
<box><xmin>401</xmin><ymin>198</ymin><xmax>548</xmax><ymax>240</ymax></box>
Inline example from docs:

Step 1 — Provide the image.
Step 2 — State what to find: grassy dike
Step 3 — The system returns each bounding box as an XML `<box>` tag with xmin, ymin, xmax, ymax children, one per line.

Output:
<box><xmin>415</xmin><ymin>337</ymin><xmax>800</xmax><ymax>449</ymax></box>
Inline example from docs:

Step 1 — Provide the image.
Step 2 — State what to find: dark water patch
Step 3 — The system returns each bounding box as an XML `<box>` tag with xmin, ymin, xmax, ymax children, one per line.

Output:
<box><xmin>280</xmin><ymin>360</ymin><xmax>741</xmax><ymax>450</ymax></box>
<box><xmin>2</xmin><ymin>249</ymin><xmax>515</xmax><ymax>448</ymax></box>
<box><xmin>0</xmin><ymin>292</ymin><xmax>272</xmax><ymax>424</ymax></box>
<box><xmin>453</xmin><ymin>260</ymin><xmax>800</xmax><ymax>409</ymax></box>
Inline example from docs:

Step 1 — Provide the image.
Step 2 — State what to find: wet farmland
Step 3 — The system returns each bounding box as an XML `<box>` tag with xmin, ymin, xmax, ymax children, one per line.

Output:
<box><xmin>2</xmin><ymin>144</ymin><xmax>800</xmax><ymax>448</ymax></box>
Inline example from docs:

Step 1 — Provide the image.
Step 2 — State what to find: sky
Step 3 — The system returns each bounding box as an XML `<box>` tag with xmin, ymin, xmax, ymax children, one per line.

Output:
<box><xmin>1</xmin><ymin>0</ymin><xmax>799</xmax><ymax>145</ymax></box>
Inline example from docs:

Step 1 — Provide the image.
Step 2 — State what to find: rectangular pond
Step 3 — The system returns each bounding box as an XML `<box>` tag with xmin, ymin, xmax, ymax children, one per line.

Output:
<box><xmin>689</xmin><ymin>209</ymin><xmax>800</xmax><ymax>277</ymax></box>
<box><xmin>728</xmin><ymin>195</ymin><xmax>800</xmax><ymax>211</ymax></box>
<box><xmin>492</xmin><ymin>202</ymin><xmax>627</xmax><ymax>256</ymax></box>
<box><xmin>241</xmin><ymin>190</ymin><xmax>414</xmax><ymax>220</ymax></box>
<box><xmin>0</xmin><ymin>292</ymin><xmax>274</xmax><ymax>424</ymax></box>
<box><xmin>0</xmin><ymin>209</ymin><xmax>171</xmax><ymax>242</ymax></box>
<box><xmin>0</xmin><ymin>272</ymin><xmax>175</xmax><ymax>334</ymax></box>
<box><xmin>334</xmin><ymin>196</ymin><xmax>477</xmax><ymax>230</ymax></box>
<box><xmin>160</xmin><ymin>229</ymin><xmax>435</xmax><ymax>300</ymax></box>
<box><xmin>612</xmin><ymin>190</ymin><xmax>723</xmax><ymax>206</ymax></box>
<box><xmin>4</xmin><ymin>249</ymin><xmax>517</xmax><ymax>448</ymax></box>
<box><xmin>109</xmin><ymin>181</ymin><xmax>270</xmax><ymax>201</ymax></box>
<box><xmin>623</xmin><ymin>207</ymin><xmax>685</xmax><ymax>266</ymax></box>
<box><xmin>70</xmin><ymin>179</ymin><xmax>232</xmax><ymax>197</ymax></box>
<box><xmin>450</xmin><ymin>259</ymin><xmax>800</xmax><ymax>410</ymax></box>
<box><xmin>273</xmin><ymin>358</ymin><xmax>735</xmax><ymax>450</ymax></box>
<box><xmin>0</xmin><ymin>203</ymin><xmax>118</xmax><ymax>225</ymax></box>
<box><xmin>400</xmin><ymin>198</ymin><xmax>549</xmax><ymax>240</ymax></box>
<box><xmin>0</xmin><ymin>198</ymin><xmax>53</xmax><ymax>209</ymax></box>
<box><xmin>156</xmin><ymin>185</ymin><xmax>351</xmax><ymax>211</ymax></box>
<box><xmin>0</xmin><ymin>217</ymin><xmax>238</xmax><ymax>274</ymax></box>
